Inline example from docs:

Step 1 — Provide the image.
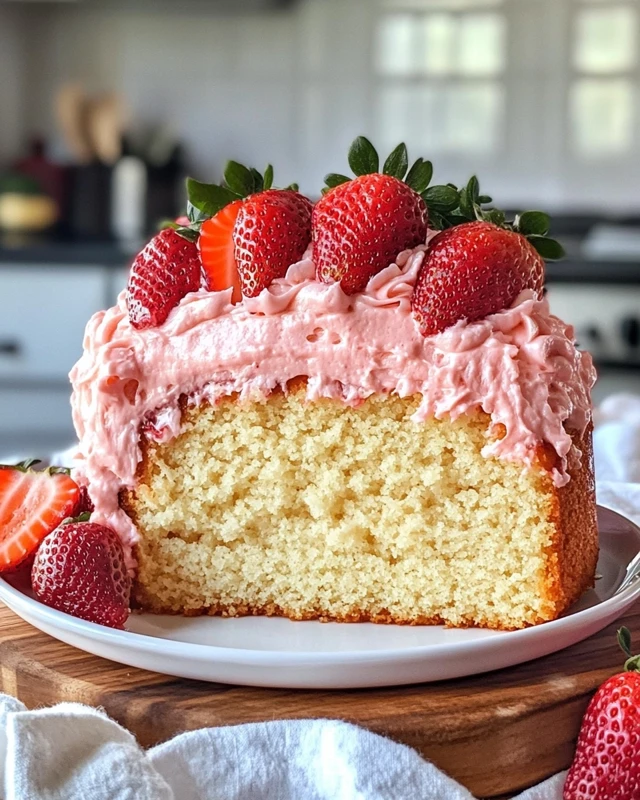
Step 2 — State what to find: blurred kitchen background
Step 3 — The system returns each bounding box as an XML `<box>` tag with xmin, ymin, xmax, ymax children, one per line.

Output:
<box><xmin>1</xmin><ymin>0</ymin><xmax>639</xmax><ymax>453</ymax></box>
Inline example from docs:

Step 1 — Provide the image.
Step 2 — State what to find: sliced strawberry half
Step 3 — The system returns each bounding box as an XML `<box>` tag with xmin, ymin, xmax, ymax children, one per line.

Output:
<box><xmin>198</xmin><ymin>199</ymin><xmax>243</xmax><ymax>303</ymax></box>
<box><xmin>0</xmin><ymin>460</ymin><xmax>80</xmax><ymax>572</ymax></box>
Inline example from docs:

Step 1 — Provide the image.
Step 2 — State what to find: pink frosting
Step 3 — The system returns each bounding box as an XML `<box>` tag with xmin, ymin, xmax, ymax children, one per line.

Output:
<box><xmin>70</xmin><ymin>245</ymin><xmax>596</xmax><ymax>567</ymax></box>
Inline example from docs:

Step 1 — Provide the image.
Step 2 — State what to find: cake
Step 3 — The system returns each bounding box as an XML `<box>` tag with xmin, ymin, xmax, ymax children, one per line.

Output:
<box><xmin>69</xmin><ymin>138</ymin><xmax>598</xmax><ymax>631</ymax></box>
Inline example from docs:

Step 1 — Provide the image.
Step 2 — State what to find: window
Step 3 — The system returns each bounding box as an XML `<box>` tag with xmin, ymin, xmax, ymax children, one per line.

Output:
<box><xmin>570</xmin><ymin>2</ymin><xmax>638</xmax><ymax>157</ymax></box>
<box><xmin>375</xmin><ymin>0</ymin><xmax>506</xmax><ymax>156</ymax></box>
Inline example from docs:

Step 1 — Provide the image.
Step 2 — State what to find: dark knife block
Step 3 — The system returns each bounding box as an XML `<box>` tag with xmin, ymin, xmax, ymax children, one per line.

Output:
<box><xmin>66</xmin><ymin>163</ymin><xmax>113</xmax><ymax>240</ymax></box>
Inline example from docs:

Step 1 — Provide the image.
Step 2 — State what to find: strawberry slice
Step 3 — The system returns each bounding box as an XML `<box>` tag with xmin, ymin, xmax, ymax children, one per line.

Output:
<box><xmin>32</xmin><ymin>521</ymin><xmax>130</xmax><ymax>629</ymax></box>
<box><xmin>199</xmin><ymin>199</ymin><xmax>243</xmax><ymax>303</ymax></box>
<box><xmin>0</xmin><ymin>460</ymin><xmax>80</xmax><ymax>572</ymax></box>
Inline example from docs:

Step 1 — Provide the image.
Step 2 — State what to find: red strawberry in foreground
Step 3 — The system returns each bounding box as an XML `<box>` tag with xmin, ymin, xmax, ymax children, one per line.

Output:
<box><xmin>126</xmin><ymin>228</ymin><xmax>201</xmax><ymax>330</ymax></box>
<box><xmin>0</xmin><ymin>460</ymin><xmax>79</xmax><ymax>572</ymax></box>
<box><xmin>411</xmin><ymin>221</ymin><xmax>545</xmax><ymax>336</ymax></box>
<box><xmin>313</xmin><ymin>173</ymin><xmax>427</xmax><ymax>295</ymax></box>
<box><xmin>234</xmin><ymin>190</ymin><xmax>313</xmax><ymax>297</ymax></box>
<box><xmin>32</xmin><ymin>522</ymin><xmax>130</xmax><ymax>629</ymax></box>
<box><xmin>564</xmin><ymin>627</ymin><xmax>640</xmax><ymax>800</ymax></box>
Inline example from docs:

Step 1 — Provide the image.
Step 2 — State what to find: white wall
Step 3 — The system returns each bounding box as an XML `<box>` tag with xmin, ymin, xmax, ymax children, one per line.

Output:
<box><xmin>16</xmin><ymin>1</ymin><xmax>322</xmax><ymax>189</ymax></box>
<box><xmin>4</xmin><ymin>0</ymin><xmax>640</xmax><ymax>211</ymax></box>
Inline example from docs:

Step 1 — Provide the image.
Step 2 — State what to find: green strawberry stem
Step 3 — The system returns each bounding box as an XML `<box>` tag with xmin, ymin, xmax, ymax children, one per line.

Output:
<box><xmin>0</xmin><ymin>459</ymin><xmax>72</xmax><ymax>476</ymax></box>
<box><xmin>47</xmin><ymin>466</ymin><xmax>72</xmax><ymax>477</ymax></box>
<box><xmin>0</xmin><ymin>458</ymin><xmax>42</xmax><ymax>472</ymax></box>
<box><xmin>323</xmin><ymin>136</ymin><xmax>565</xmax><ymax>261</ymax></box>
<box><xmin>322</xmin><ymin>136</ymin><xmax>435</xmax><ymax>196</ymax></box>
<box><xmin>618</xmin><ymin>626</ymin><xmax>640</xmax><ymax>672</ymax></box>
<box><xmin>429</xmin><ymin>174</ymin><xmax>565</xmax><ymax>260</ymax></box>
<box><xmin>61</xmin><ymin>511</ymin><xmax>91</xmax><ymax>526</ymax></box>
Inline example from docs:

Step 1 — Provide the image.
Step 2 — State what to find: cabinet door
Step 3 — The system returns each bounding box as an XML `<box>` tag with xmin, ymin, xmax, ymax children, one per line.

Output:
<box><xmin>0</xmin><ymin>387</ymin><xmax>76</xmax><ymax>441</ymax></box>
<box><xmin>0</xmin><ymin>266</ymin><xmax>107</xmax><ymax>381</ymax></box>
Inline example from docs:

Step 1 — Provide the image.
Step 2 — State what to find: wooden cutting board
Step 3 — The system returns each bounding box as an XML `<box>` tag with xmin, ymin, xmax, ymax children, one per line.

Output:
<box><xmin>0</xmin><ymin>601</ymin><xmax>637</xmax><ymax>799</ymax></box>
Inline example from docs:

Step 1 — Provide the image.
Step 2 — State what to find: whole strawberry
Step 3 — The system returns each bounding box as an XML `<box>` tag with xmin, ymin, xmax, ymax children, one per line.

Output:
<box><xmin>126</xmin><ymin>227</ymin><xmax>201</xmax><ymax>330</ymax></box>
<box><xmin>233</xmin><ymin>189</ymin><xmax>312</xmax><ymax>297</ymax></box>
<box><xmin>412</xmin><ymin>221</ymin><xmax>545</xmax><ymax>336</ymax></box>
<box><xmin>186</xmin><ymin>165</ymin><xmax>312</xmax><ymax>299</ymax></box>
<box><xmin>313</xmin><ymin>138</ymin><xmax>430</xmax><ymax>294</ymax></box>
<box><xmin>32</xmin><ymin>522</ymin><xmax>130</xmax><ymax>629</ymax></box>
<box><xmin>564</xmin><ymin>627</ymin><xmax>640</xmax><ymax>800</ymax></box>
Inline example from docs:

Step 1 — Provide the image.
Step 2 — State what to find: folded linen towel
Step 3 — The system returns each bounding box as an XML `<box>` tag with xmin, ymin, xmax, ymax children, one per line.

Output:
<box><xmin>0</xmin><ymin>694</ymin><xmax>564</xmax><ymax>800</ymax></box>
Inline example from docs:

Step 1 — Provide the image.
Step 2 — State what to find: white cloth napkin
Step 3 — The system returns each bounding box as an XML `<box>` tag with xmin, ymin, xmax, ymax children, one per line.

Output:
<box><xmin>594</xmin><ymin>393</ymin><xmax>640</xmax><ymax>523</ymax></box>
<box><xmin>0</xmin><ymin>694</ymin><xmax>566</xmax><ymax>800</ymax></box>
<box><xmin>2</xmin><ymin>392</ymin><xmax>640</xmax><ymax>800</ymax></box>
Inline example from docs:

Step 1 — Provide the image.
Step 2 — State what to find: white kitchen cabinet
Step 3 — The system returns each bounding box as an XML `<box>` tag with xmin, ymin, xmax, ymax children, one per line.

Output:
<box><xmin>0</xmin><ymin>265</ymin><xmax>111</xmax><ymax>448</ymax></box>
<box><xmin>0</xmin><ymin>387</ymin><xmax>76</xmax><ymax>452</ymax></box>
<box><xmin>0</xmin><ymin>266</ymin><xmax>107</xmax><ymax>381</ymax></box>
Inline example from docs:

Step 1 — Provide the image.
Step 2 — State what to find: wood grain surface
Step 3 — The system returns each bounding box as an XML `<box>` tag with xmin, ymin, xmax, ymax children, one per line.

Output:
<box><xmin>0</xmin><ymin>601</ymin><xmax>638</xmax><ymax>798</ymax></box>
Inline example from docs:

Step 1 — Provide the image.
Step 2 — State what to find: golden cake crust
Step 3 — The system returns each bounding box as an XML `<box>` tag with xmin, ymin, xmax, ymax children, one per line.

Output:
<box><xmin>543</xmin><ymin>424</ymin><xmax>598</xmax><ymax>616</ymax></box>
<box><xmin>122</xmin><ymin>386</ymin><xmax>598</xmax><ymax>630</ymax></box>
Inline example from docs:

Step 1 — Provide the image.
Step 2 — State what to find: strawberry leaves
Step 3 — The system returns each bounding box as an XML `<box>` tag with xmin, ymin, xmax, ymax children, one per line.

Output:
<box><xmin>325</xmin><ymin>136</ymin><xmax>565</xmax><ymax>263</ymax></box>
<box><xmin>322</xmin><ymin>137</ymin><xmax>440</xmax><ymax>201</ymax></box>
<box><xmin>187</xmin><ymin>178</ymin><xmax>237</xmax><ymax>222</ymax></box>
<box><xmin>324</xmin><ymin>173</ymin><xmax>350</xmax><ymax>189</ymax></box>
<box><xmin>187</xmin><ymin>162</ymin><xmax>273</xmax><ymax>222</ymax></box>
<box><xmin>263</xmin><ymin>164</ymin><xmax>274</xmax><ymax>191</ymax></box>
<box><xmin>513</xmin><ymin>208</ymin><xmax>564</xmax><ymax>260</ymax></box>
<box><xmin>165</xmin><ymin>162</ymin><xmax>283</xmax><ymax>243</ymax></box>
<box><xmin>405</xmin><ymin>158</ymin><xmax>433</xmax><ymax>194</ymax></box>
<box><xmin>222</xmin><ymin>162</ymin><xmax>255</xmax><ymax>196</ymax></box>
<box><xmin>383</xmin><ymin>143</ymin><xmax>409</xmax><ymax>180</ymax></box>
<box><xmin>618</xmin><ymin>626</ymin><xmax>640</xmax><ymax>672</ymax></box>
<box><xmin>526</xmin><ymin>236</ymin><xmax>565</xmax><ymax>260</ymax></box>
<box><xmin>423</xmin><ymin>185</ymin><xmax>460</xmax><ymax>216</ymax></box>
<box><xmin>348</xmin><ymin>136</ymin><xmax>379</xmax><ymax>175</ymax></box>
<box><xmin>223</xmin><ymin>161</ymin><xmax>276</xmax><ymax>197</ymax></box>
<box><xmin>517</xmin><ymin>211</ymin><xmax>550</xmax><ymax>236</ymax></box>
<box><xmin>429</xmin><ymin>174</ymin><xmax>566</xmax><ymax>261</ymax></box>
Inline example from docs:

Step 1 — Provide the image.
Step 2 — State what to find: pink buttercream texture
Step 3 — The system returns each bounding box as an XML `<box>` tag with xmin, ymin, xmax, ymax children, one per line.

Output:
<box><xmin>69</xmin><ymin>245</ymin><xmax>596</xmax><ymax>567</ymax></box>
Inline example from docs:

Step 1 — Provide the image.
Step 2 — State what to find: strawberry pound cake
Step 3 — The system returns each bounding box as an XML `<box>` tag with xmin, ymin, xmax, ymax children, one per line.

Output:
<box><xmin>62</xmin><ymin>137</ymin><xmax>597</xmax><ymax>631</ymax></box>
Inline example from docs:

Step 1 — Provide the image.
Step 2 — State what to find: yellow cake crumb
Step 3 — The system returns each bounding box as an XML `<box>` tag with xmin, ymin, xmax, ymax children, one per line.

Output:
<box><xmin>124</xmin><ymin>390</ymin><xmax>598</xmax><ymax>629</ymax></box>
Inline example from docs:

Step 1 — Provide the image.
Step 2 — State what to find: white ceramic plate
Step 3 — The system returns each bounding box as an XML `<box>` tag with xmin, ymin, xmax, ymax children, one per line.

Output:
<box><xmin>1</xmin><ymin>505</ymin><xmax>640</xmax><ymax>689</ymax></box>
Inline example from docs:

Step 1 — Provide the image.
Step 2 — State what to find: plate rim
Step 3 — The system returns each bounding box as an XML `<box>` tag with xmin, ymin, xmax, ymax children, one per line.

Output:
<box><xmin>1</xmin><ymin>504</ymin><xmax>640</xmax><ymax>667</ymax></box>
